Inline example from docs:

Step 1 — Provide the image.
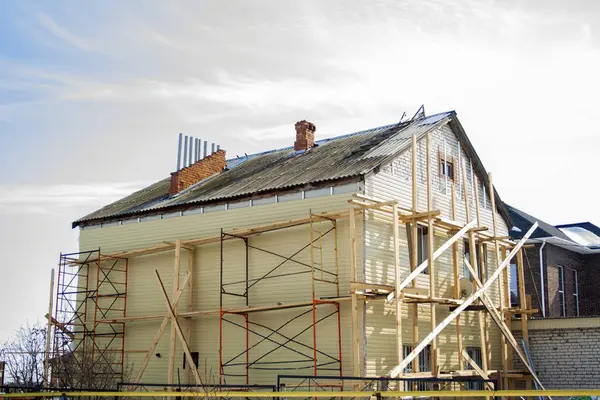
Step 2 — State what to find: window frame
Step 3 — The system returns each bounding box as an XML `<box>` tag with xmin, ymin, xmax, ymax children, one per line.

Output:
<box><xmin>557</xmin><ymin>265</ymin><xmax>565</xmax><ymax>317</ymax></box>
<box><xmin>438</xmin><ymin>152</ymin><xmax>455</xmax><ymax>182</ymax></box>
<box><xmin>417</xmin><ymin>226</ymin><xmax>429</xmax><ymax>275</ymax></box>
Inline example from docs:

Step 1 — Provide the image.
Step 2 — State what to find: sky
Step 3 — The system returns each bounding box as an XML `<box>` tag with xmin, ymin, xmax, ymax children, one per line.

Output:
<box><xmin>0</xmin><ymin>0</ymin><xmax>599</xmax><ymax>342</ymax></box>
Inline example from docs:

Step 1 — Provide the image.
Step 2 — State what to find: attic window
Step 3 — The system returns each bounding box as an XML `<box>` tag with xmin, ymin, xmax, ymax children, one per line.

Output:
<box><xmin>439</xmin><ymin>156</ymin><xmax>454</xmax><ymax>181</ymax></box>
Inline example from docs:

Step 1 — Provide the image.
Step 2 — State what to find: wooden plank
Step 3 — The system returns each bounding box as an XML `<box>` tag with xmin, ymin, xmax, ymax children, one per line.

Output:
<box><xmin>393</xmin><ymin>204</ymin><xmax>402</xmax><ymax>370</ymax></box>
<box><xmin>517</xmin><ymin>248</ymin><xmax>530</xmax><ymax>347</ymax></box>
<box><xmin>461</xmin><ymin>350</ymin><xmax>495</xmax><ymax>390</ymax></box>
<box><xmin>389</xmin><ymin>222</ymin><xmax>538</xmax><ymax>378</ymax></box>
<box><xmin>386</xmin><ymin>220</ymin><xmax>476</xmax><ymax>302</ymax></box>
<box><xmin>186</xmin><ymin>248</ymin><xmax>194</xmax><ymax>384</ymax></box>
<box><xmin>488</xmin><ymin>173</ymin><xmax>507</xmax><ymax>388</ymax></box>
<box><xmin>426</xmin><ymin>132</ymin><xmax>437</xmax><ymax>375</ymax></box>
<box><xmin>133</xmin><ymin>272</ymin><xmax>191</xmax><ymax>384</ymax></box>
<box><xmin>348</xmin><ymin>208</ymin><xmax>360</xmax><ymax>379</ymax></box>
<box><xmin>44</xmin><ymin>314</ymin><xmax>74</xmax><ymax>340</ymax></box>
<box><xmin>43</xmin><ymin>268</ymin><xmax>55</xmax><ymax>388</ymax></box>
<box><xmin>155</xmin><ymin>271</ymin><xmax>203</xmax><ymax>386</ymax></box>
<box><xmin>451</xmin><ymin>181</ymin><xmax>463</xmax><ymax>370</ymax></box>
<box><xmin>167</xmin><ymin>239</ymin><xmax>182</xmax><ymax>386</ymax></box>
<box><xmin>461</xmin><ymin>256</ymin><xmax>546</xmax><ymax>391</ymax></box>
<box><xmin>411</xmin><ymin>134</ymin><xmax>419</xmax><ymax>374</ymax></box>
<box><xmin>350</xmin><ymin>281</ymin><xmax>394</xmax><ymax>293</ymax></box>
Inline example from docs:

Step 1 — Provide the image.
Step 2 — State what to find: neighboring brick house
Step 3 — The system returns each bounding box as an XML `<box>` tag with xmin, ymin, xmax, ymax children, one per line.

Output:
<box><xmin>507</xmin><ymin>205</ymin><xmax>600</xmax><ymax>318</ymax></box>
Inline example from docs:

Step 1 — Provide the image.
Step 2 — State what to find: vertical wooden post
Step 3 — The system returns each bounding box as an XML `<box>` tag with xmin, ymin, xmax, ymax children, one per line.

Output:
<box><xmin>517</xmin><ymin>248</ymin><xmax>531</xmax><ymax>392</ymax></box>
<box><xmin>451</xmin><ymin>182</ymin><xmax>463</xmax><ymax>372</ymax></box>
<box><xmin>186</xmin><ymin>249</ymin><xmax>195</xmax><ymax>384</ymax></box>
<box><xmin>393</xmin><ymin>204</ymin><xmax>403</xmax><ymax>371</ymax></box>
<box><xmin>168</xmin><ymin>239</ymin><xmax>182</xmax><ymax>386</ymax></box>
<box><xmin>426</xmin><ymin>133</ymin><xmax>437</xmax><ymax>374</ymax></box>
<box><xmin>488</xmin><ymin>173</ymin><xmax>507</xmax><ymax>388</ymax></box>
<box><xmin>43</xmin><ymin>268</ymin><xmax>55</xmax><ymax>388</ymax></box>
<box><xmin>348</xmin><ymin>209</ymin><xmax>360</xmax><ymax>379</ymax></box>
<box><xmin>473</xmin><ymin>175</ymin><xmax>491</xmax><ymax>373</ymax></box>
<box><xmin>411</xmin><ymin>135</ymin><xmax>419</xmax><ymax>374</ymax></box>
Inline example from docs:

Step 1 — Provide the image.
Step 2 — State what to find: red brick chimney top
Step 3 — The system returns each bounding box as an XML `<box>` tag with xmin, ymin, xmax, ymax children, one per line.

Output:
<box><xmin>169</xmin><ymin>149</ymin><xmax>226</xmax><ymax>195</ymax></box>
<box><xmin>294</xmin><ymin>120</ymin><xmax>316</xmax><ymax>151</ymax></box>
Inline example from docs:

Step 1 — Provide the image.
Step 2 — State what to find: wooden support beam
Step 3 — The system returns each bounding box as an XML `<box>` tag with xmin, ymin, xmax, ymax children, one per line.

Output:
<box><xmin>155</xmin><ymin>271</ymin><xmax>203</xmax><ymax>386</ymax></box>
<box><xmin>461</xmin><ymin>350</ymin><xmax>495</xmax><ymax>390</ymax></box>
<box><xmin>44</xmin><ymin>314</ymin><xmax>74</xmax><ymax>340</ymax></box>
<box><xmin>488</xmin><ymin>173</ymin><xmax>507</xmax><ymax>389</ymax></box>
<box><xmin>451</xmin><ymin>181</ymin><xmax>463</xmax><ymax>371</ymax></box>
<box><xmin>411</xmin><ymin>134</ymin><xmax>419</xmax><ymax>375</ymax></box>
<box><xmin>350</xmin><ymin>281</ymin><xmax>394</xmax><ymax>293</ymax></box>
<box><xmin>167</xmin><ymin>239</ymin><xmax>182</xmax><ymax>386</ymax></box>
<box><xmin>426</xmin><ymin>132</ymin><xmax>437</xmax><ymax>375</ymax></box>
<box><xmin>43</xmin><ymin>268</ymin><xmax>55</xmax><ymax>388</ymax></box>
<box><xmin>386</xmin><ymin>220</ymin><xmax>476</xmax><ymax>301</ymax></box>
<box><xmin>133</xmin><ymin>272</ymin><xmax>191</xmax><ymax>385</ymax></box>
<box><xmin>393</xmin><ymin>203</ymin><xmax>402</xmax><ymax>373</ymax></box>
<box><xmin>348</xmin><ymin>208</ymin><xmax>360</xmax><ymax>380</ymax></box>
<box><xmin>461</xmin><ymin>256</ymin><xmax>546</xmax><ymax>391</ymax></box>
<box><xmin>388</xmin><ymin>222</ymin><xmax>538</xmax><ymax>378</ymax></box>
<box><xmin>186</xmin><ymin>249</ymin><xmax>195</xmax><ymax>384</ymax></box>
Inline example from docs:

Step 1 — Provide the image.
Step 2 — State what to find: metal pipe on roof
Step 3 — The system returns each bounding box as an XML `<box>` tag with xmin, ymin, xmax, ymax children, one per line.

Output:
<box><xmin>196</xmin><ymin>139</ymin><xmax>201</xmax><ymax>161</ymax></box>
<box><xmin>183</xmin><ymin>135</ymin><xmax>188</xmax><ymax>167</ymax></box>
<box><xmin>177</xmin><ymin>133</ymin><xmax>183</xmax><ymax>171</ymax></box>
<box><xmin>217</xmin><ymin>144</ymin><xmax>221</xmax><ymax>151</ymax></box>
<box><xmin>211</xmin><ymin>143</ymin><xmax>216</xmax><ymax>154</ymax></box>
<box><xmin>188</xmin><ymin>136</ymin><xmax>193</xmax><ymax>165</ymax></box>
<box><xmin>203</xmin><ymin>141</ymin><xmax>208</xmax><ymax>158</ymax></box>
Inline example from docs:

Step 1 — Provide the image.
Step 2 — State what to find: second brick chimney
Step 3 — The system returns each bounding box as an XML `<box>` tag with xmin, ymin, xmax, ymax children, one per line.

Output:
<box><xmin>294</xmin><ymin>120</ymin><xmax>316</xmax><ymax>151</ymax></box>
<box><xmin>169</xmin><ymin>149</ymin><xmax>226</xmax><ymax>195</ymax></box>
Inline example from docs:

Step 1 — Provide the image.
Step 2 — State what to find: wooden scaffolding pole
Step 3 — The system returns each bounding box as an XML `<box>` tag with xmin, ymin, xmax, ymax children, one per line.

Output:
<box><xmin>426</xmin><ymin>132</ymin><xmax>437</xmax><ymax>374</ymax></box>
<box><xmin>155</xmin><ymin>271</ymin><xmax>203</xmax><ymax>386</ymax></box>
<box><xmin>393</xmin><ymin>203</ymin><xmax>403</xmax><ymax>370</ymax></box>
<box><xmin>517</xmin><ymin>248</ymin><xmax>532</xmax><ymax>391</ymax></box>
<box><xmin>348</xmin><ymin>208</ymin><xmax>360</xmax><ymax>379</ymax></box>
<box><xmin>488</xmin><ymin>173</ymin><xmax>508</xmax><ymax>388</ymax></box>
<box><xmin>451</xmin><ymin>182</ymin><xmax>463</xmax><ymax>371</ymax></box>
<box><xmin>132</xmin><ymin>272</ymin><xmax>191</xmax><ymax>384</ymax></box>
<box><xmin>410</xmin><ymin>134</ymin><xmax>419</xmax><ymax>374</ymax></box>
<box><xmin>167</xmin><ymin>239</ymin><xmax>182</xmax><ymax>386</ymax></box>
<box><xmin>43</xmin><ymin>268</ymin><xmax>55</xmax><ymax>388</ymax></box>
<box><xmin>186</xmin><ymin>249</ymin><xmax>195</xmax><ymax>384</ymax></box>
<box><xmin>472</xmin><ymin>174</ymin><xmax>490</xmax><ymax>377</ymax></box>
<box><xmin>389</xmin><ymin>222</ymin><xmax>538</xmax><ymax>378</ymax></box>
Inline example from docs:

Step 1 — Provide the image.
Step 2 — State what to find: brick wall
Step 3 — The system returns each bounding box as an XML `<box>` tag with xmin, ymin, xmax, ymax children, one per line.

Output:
<box><xmin>512</xmin><ymin>321</ymin><xmax>600</xmax><ymax>389</ymax></box>
<box><xmin>519</xmin><ymin>244</ymin><xmax>600</xmax><ymax>318</ymax></box>
<box><xmin>169</xmin><ymin>150</ymin><xmax>226</xmax><ymax>195</ymax></box>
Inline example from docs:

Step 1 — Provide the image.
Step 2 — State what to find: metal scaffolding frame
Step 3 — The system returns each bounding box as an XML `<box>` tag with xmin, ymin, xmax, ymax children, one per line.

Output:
<box><xmin>219</xmin><ymin>213</ymin><xmax>343</xmax><ymax>385</ymax></box>
<box><xmin>52</xmin><ymin>250</ymin><xmax>128</xmax><ymax>386</ymax></box>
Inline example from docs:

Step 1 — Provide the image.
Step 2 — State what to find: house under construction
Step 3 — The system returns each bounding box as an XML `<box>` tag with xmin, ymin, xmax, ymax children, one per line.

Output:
<box><xmin>50</xmin><ymin>109</ymin><xmax>541</xmax><ymax>393</ymax></box>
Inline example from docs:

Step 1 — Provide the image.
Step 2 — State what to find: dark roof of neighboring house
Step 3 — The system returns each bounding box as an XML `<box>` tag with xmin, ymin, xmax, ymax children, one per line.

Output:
<box><xmin>74</xmin><ymin>111</ymin><xmax>512</xmax><ymax>228</ymax></box>
<box><xmin>506</xmin><ymin>204</ymin><xmax>574</xmax><ymax>241</ymax></box>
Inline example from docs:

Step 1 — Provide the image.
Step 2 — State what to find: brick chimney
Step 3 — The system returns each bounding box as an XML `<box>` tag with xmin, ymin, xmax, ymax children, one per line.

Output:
<box><xmin>169</xmin><ymin>149</ymin><xmax>226</xmax><ymax>195</ymax></box>
<box><xmin>294</xmin><ymin>120</ymin><xmax>316</xmax><ymax>151</ymax></box>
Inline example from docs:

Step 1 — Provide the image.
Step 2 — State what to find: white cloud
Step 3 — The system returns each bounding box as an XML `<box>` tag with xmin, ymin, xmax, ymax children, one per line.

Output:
<box><xmin>0</xmin><ymin>182</ymin><xmax>151</xmax><ymax>215</ymax></box>
<box><xmin>36</xmin><ymin>12</ymin><xmax>96</xmax><ymax>52</ymax></box>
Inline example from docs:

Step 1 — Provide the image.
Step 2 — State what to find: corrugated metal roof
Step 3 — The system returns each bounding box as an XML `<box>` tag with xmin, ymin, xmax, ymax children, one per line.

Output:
<box><xmin>73</xmin><ymin>112</ymin><xmax>453</xmax><ymax>226</ymax></box>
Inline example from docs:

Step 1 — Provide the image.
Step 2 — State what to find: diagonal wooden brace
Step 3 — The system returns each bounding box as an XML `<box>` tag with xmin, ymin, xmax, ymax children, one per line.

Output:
<box><xmin>463</xmin><ymin>257</ymin><xmax>546</xmax><ymax>391</ymax></box>
<box><xmin>461</xmin><ymin>349</ymin><xmax>494</xmax><ymax>390</ymax></box>
<box><xmin>155</xmin><ymin>270</ymin><xmax>203</xmax><ymax>386</ymax></box>
<box><xmin>386</xmin><ymin>219</ymin><xmax>477</xmax><ymax>302</ymax></box>
<box><xmin>132</xmin><ymin>271</ymin><xmax>191</xmax><ymax>385</ymax></box>
<box><xmin>388</xmin><ymin>222</ymin><xmax>538</xmax><ymax>378</ymax></box>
